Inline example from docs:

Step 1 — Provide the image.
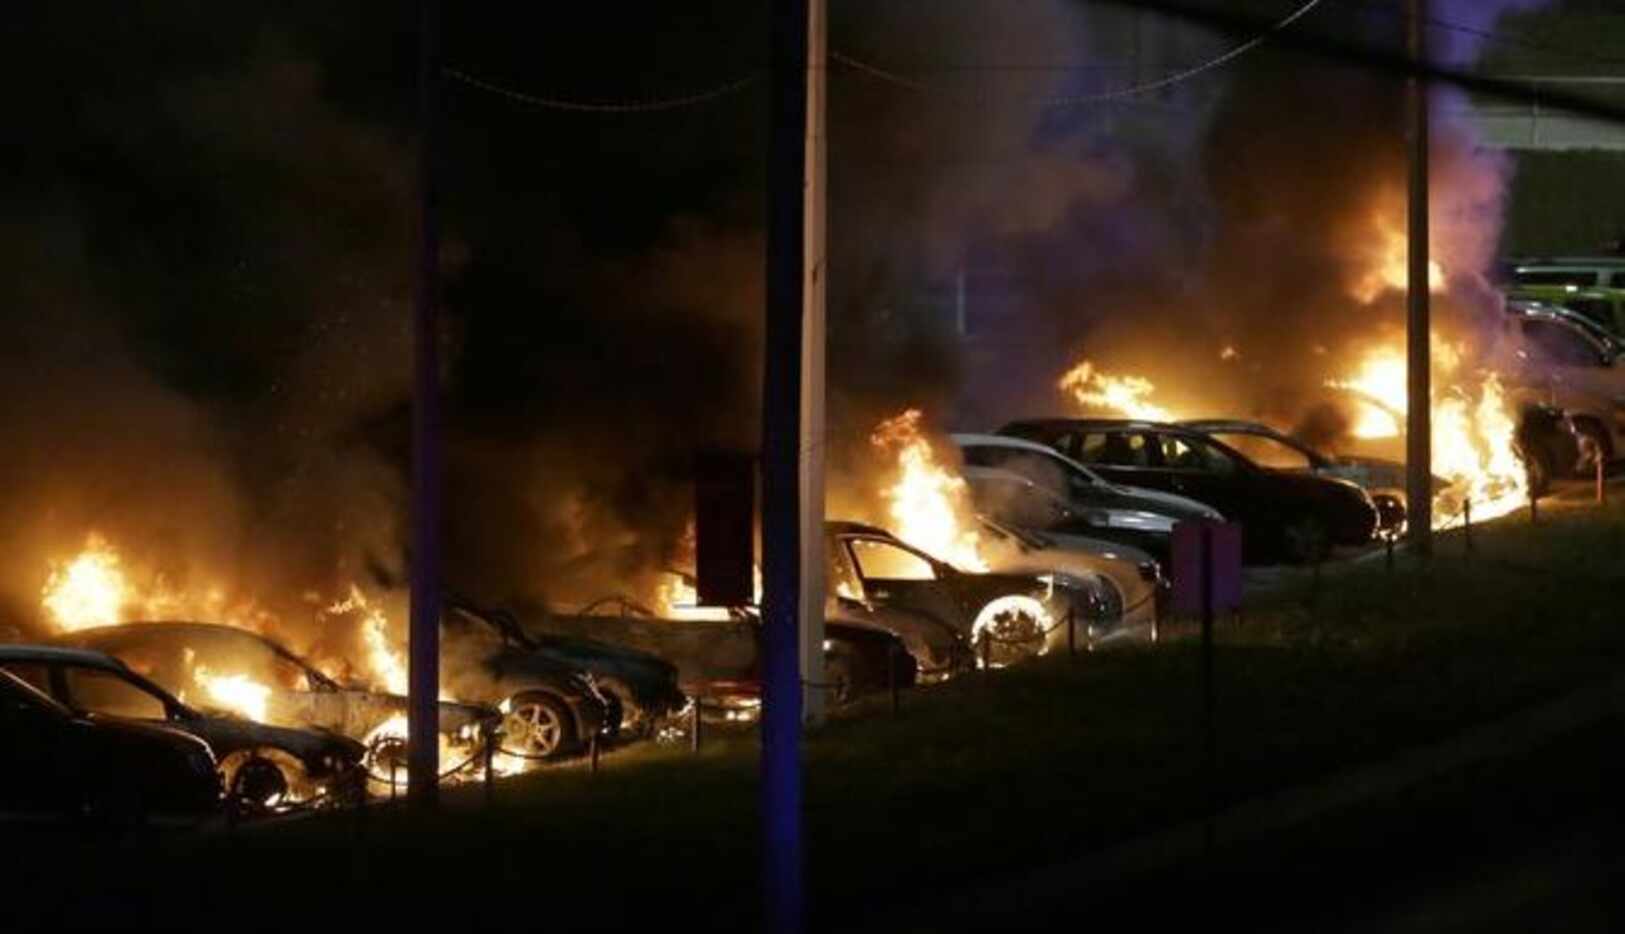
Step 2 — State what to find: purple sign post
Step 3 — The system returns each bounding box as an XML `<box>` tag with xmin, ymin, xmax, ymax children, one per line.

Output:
<box><xmin>1171</xmin><ymin>519</ymin><xmax>1243</xmax><ymax>857</ymax></box>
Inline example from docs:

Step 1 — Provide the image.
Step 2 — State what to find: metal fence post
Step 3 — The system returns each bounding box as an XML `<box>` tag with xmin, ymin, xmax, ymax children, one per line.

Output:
<box><xmin>979</xmin><ymin>634</ymin><xmax>991</xmax><ymax>672</ymax></box>
<box><xmin>1598</xmin><ymin>453</ymin><xmax>1607</xmax><ymax>505</ymax></box>
<box><xmin>589</xmin><ymin>732</ymin><xmax>600</xmax><ymax>775</ymax></box>
<box><xmin>690</xmin><ymin>697</ymin><xmax>702</xmax><ymax>754</ymax></box>
<box><xmin>390</xmin><ymin>759</ymin><xmax>399</xmax><ymax>802</ymax></box>
<box><xmin>483</xmin><ymin>731</ymin><xmax>495</xmax><ymax>807</ymax></box>
<box><xmin>1067</xmin><ymin>608</ymin><xmax>1076</xmax><ymax>659</ymax></box>
<box><xmin>887</xmin><ymin>644</ymin><xmax>899</xmax><ymax>717</ymax></box>
<box><xmin>1463</xmin><ymin>497</ymin><xmax>1473</xmax><ymax>555</ymax></box>
<box><xmin>1385</xmin><ymin>530</ymin><xmax>1395</xmax><ymax>572</ymax></box>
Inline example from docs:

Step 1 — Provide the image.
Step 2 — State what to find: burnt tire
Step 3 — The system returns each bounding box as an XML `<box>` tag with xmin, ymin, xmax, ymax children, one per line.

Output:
<box><xmin>501</xmin><ymin>692</ymin><xmax>577</xmax><ymax>760</ymax></box>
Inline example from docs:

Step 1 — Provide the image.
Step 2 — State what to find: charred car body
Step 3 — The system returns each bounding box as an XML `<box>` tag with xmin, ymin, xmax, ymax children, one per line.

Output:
<box><xmin>443</xmin><ymin>597</ymin><xmax>682</xmax><ymax>748</ymax></box>
<box><xmin>0</xmin><ymin>644</ymin><xmax>351</xmax><ymax>813</ymax></box>
<box><xmin>999</xmin><ymin>419</ymin><xmax>1379</xmax><ymax>563</ymax></box>
<box><xmin>49</xmin><ymin>623</ymin><xmax>499</xmax><ymax>789</ymax></box>
<box><xmin>1</xmin><ymin>665</ymin><xmax>220</xmax><ymax>822</ymax></box>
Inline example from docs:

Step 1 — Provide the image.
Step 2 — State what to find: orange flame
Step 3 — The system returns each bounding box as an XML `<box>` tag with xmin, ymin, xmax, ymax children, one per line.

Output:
<box><xmin>1057</xmin><ymin>360</ymin><xmax>1177</xmax><ymax>421</ymax></box>
<box><xmin>41</xmin><ymin>534</ymin><xmax>127</xmax><ymax>632</ymax></box>
<box><xmin>870</xmin><ymin>409</ymin><xmax>987</xmax><ymax>571</ymax></box>
<box><xmin>1351</xmin><ymin>215</ymin><xmax>1445</xmax><ymax>304</ymax></box>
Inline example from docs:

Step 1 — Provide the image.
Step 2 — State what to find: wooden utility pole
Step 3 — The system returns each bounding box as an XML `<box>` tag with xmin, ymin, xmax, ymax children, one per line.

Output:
<box><xmin>799</xmin><ymin>0</ymin><xmax>828</xmax><ymax>727</ymax></box>
<box><xmin>1406</xmin><ymin>0</ymin><xmax>1433</xmax><ymax>553</ymax></box>
<box><xmin>408</xmin><ymin>0</ymin><xmax>443</xmax><ymax>806</ymax></box>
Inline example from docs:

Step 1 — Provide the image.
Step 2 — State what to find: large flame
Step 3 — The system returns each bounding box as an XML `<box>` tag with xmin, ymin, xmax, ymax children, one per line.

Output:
<box><xmin>1057</xmin><ymin>361</ymin><xmax>1177</xmax><ymax>421</ymax></box>
<box><xmin>327</xmin><ymin>585</ymin><xmax>409</xmax><ymax>696</ymax></box>
<box><xmin>1328</xmin><ymin>340</ymin><xmax>1527</xmax><ymax>527</ymax></box>
<box><xmin>870</xmin><ymin>409</ymin><xmax>987</xmax><ymax>571</ymax></box>
<box><xmin>41</xmin><ymin>534</ymin><xmax>128</xmax><ymax>632</ymax></box>
<box><xmin>193</xmin><ymin>664</ymin><xmax>272</xmax><ymax>722</ymax></box>
<box><xmin>1352</xmin><ymin>214</ymin><xmax>1445</xmax><ymax>305</ymax></box>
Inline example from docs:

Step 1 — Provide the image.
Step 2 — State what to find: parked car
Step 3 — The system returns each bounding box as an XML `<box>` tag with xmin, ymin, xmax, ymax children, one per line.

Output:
<box><xmin>444</xmin><ymin>595</ymin><xmax>686</xmax><ymax>742</ymax></box>
<box><xmin>1505</xmin><ymin>256</ymin><xmax>1625</xmax><ymax>336</ymax></box>
<box><xmin>554</xmin><ymin>588</ymin><xmax>919</xmax><ymax>716</ymax></box>
<box><xmin>49</xmin><ymin>623</ymin><xmax>503</xmax><ymax>784</ymax></box>
<box><xmin>1177</xmin><ymin>419</ymin><xmax>1410</xmax><ymax>534</ymax></box>
<box><xmin>999</xmin><ymin>419</ymin><xmax>1380</xmax><ymax>563</ymax></box>
<box><xmin>1495</xmin><ymin>301</ymin><xmax>1625</xmax><ymax>474</ymax></box>
<box><xmin>825</xmin><ymin>521</ymin><xmax>1120</xmax><ymax>667</ymax></box>
<box><xmin>0</xmin><ymin>665</ymin><xmax>219</xmax><ymax>822</ymax></box>
<box><xmin>951</xmin><ymin>432</ymin><xmax>1223</xmax><ymax>563</ymax></box>
<box><xmin>963</xmin><ymin>468</ymin><xmax>1164</xmax><ymax>640</ymax></box>
<box><xmin>1</xmin><ymin>643</ymin><xmax>362</xmax><ymax>813</ymax></box>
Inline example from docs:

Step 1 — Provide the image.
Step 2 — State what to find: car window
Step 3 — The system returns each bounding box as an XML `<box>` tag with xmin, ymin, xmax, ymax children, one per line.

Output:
<box><xmin>1155</xmin><ymin>434</ymin><xmax>1237</xmax><ymax>474</ymax></box>
<box><xmin>1522</xmin><ymin>319</ymin><xmax>1605</xmax><ymax>367</ymax></box>
<box><xmin>1515</xmin><ymin>270</ymin><xmax>1601</xmax><ymax>287</ymax></box>
<box><xmin>1097</xmin><ymin>432</ymin><xmax>1153</xmax><ymax>467</ymax></box>
<box><xmin>825</xmin><ymin>536</ymin><xmax>863</xmax><ymax>598</ymax></box>
<box><xmin>847</xmin><ymin>539</ymin><xmax>937</xmax><ymax>581</ymax></box>
<box><xmin>0</xmin><ymin>661</ymin><xmax>52</xmax><ymax>695</ymax></box>
<box><xmin>1209</xmin><ymin>433</ymin><xmax>1311</xmax><ymax>470</ymax></box>
<box><xmin>62</xmin><ymin>666</ymin><xmax>169</xmax><ymax>720</ymax></box>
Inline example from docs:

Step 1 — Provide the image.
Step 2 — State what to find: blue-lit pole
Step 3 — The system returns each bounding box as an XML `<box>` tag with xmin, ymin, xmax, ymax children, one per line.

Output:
<box><xmin>763</xmin><ymin>0</ymin><xmax>811</xmax><ymax>929</ymax></box>
<box><xmin>407</xmin><ymin>0</ymin><xmax>443</xmax><ymax>806</ymax></box>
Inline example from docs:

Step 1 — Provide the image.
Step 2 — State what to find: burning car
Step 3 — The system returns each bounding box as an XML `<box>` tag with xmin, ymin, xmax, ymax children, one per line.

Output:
<box><xmin>963</xmin><ymin>469</ymin><xmax>1164</xmax><ymax>639</ymax></box>
<box><xmin>1497</xmin><ymin>300</ymin><xmax>1625</xmax><ymax>476</ymax></box>
<box><xmin>48</xmin><ymin>623</ymin><xmax>501</xmax><ymax>788</ymax></box>
<box><xmin>1177</xmin><ymin>419</ymin><xmax>1411</xmax><ymax>534</ymax></box>
<box><xmin>443</xmin><ymin>596</ymin><xmax>685</xmax><ymax>743</ymax></box>
<box><xmin>999</xmin><ymin>419</ymin><xmax>1379</xmax><ymax>563</ymax></box>
<box><xmin>1</xmin><ymin>665</ymin><xmax>220</xmax><ymax>822</ymax></box>
<box><xmin>825</xmin><ymin>521</ymin><xmax>1119</xmax><ymax>668</ymax></box>
<box><xmin>0</xmin><ymin>644</ymin><xmax>356</xmax><ymax>813</ymax></box>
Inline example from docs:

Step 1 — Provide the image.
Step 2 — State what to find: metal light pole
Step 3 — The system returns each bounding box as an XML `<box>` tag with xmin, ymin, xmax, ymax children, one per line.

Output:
<box><xmin>799</xmin><ymin>0</ymin><xmax>828</xmax><ymax>727</ymax></box>
<box><xmin>407</xmin><ymin>0</ymin><xmax>443</xmax><ymax>806</ymax></box>
<box><xmin>1405</xmin><ymin>0</ymin><xmax>1433</xmax><ymax>554</ymax></box>
<box><xmin>762</xmin><ymin>0</ymin><xmax>814</xmax><ymax>929</ymax></box>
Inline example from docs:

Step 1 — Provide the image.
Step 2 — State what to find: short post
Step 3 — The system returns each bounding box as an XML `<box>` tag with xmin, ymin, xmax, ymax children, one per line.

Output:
<box><xmin>690</xmin><ymin>697</ymin><xmax>702</xmax><ymax>754</ymax></box>
<box><xmin>887</xmin><ymin>643</ymin><xmax>899</xmax><ymax>717</ymax></box>
<box><xmin>1598</xmin><ymin>451</ymin><xmax>1607</xmax><ymax>504</ymax></box>
<box><xmin>1385</xmin><ymin>531</ymin><xmax>1395</xmax><ymax>572</ymax></box>
<box><xmin>1463</xmin><ymin>497</ymin><xmax>1473</xmax><ymax>555</ymax></box>
<box><xmin>483</xmin><ymin>729</ymin><xmax>495</xmax><ymax>807</ymax></box>
<box><xmin>1200</xmin><ymin>524</ymin><xmax>1216</xmax><ymax>858</ymax></box>
<box><xmin>1066</xmin><ymin>607</ymin><xmax>1076</xmax><ymax>659</ymax></box>
<box><xmin>1530</xmin><ymin>487</ymin><xmax>1539</xmax><ymax>524</ymax></box>
<box><xmin>979</xmin><ymin>634</ymin><xmax>991</xmax><ymax>672</ymax></box>
<box><xmin>390</xmin><ymin>759</ymin><xmax>399</xmax><ymax>803</ymax></box>
<box><xmin>589</xmin><ymin>732</ymin><xmax>600</xmax><ymax>775</ymax></box>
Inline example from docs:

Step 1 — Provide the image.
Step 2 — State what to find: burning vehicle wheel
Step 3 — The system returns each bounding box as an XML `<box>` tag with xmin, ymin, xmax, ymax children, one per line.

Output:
<box><xmin>363</xmin><ymin>734</ymin><xmax>410</xmax><ymax>789</ymax></box>
<box><xmin>221</xmin><ymin>750</ymin><xmax>292</xmax><ymax>813</ymax></box>
<box><xmin>501</xmin><ymin>692</ymin><xmax>574</xmax><ymax>759</ymax></box>
<box><xmin>971</xmin><ymin>596</ymin><xmax>1048</xmax><ymax>669</ymax></box>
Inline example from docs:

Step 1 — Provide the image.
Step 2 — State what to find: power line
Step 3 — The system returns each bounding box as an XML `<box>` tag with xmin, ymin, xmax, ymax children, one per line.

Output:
<box><xmin>443</xmin><ymin>67</ymin><xmax>762</xmax><ymax>113</ymax></box>
<box><xmin>831</xmin><ymin>0</ymin><xmax>1327</xmax><ymax>107</ymax></box>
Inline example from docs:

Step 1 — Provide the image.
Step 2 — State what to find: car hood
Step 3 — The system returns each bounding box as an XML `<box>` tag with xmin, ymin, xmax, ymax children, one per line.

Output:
<box><xmin>190</xmin><ymin>714</ymin><xmax>364</xmax><ymax>765</ymax></box>
<box><xmin>1100</xmin><ymin>483</ymin><xmax>1224</xmax><ymax>521</ymax></box>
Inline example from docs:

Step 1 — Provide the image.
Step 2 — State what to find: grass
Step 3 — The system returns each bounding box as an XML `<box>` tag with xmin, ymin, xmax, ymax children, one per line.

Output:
<box><xmin>9</xmin><ymin>491</ymin><xmax>1625</xmax><ymax>932</ymax></box>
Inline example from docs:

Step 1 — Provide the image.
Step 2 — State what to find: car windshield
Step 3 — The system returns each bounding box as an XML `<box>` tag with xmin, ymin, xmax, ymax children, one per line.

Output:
<box><xmin>62</xmin><ymin>666</ymin><xmax>170</xmax><ymax>720</ymax></box>
<box><xmin>1207</xmin><ymin>432</ymin><xmax>1313</xmax><ymax>470</ymax></box>
<box><xmin>84</xmin><ymin>627</ymin><xmax>333</xmax><ymax>701</ymax></box>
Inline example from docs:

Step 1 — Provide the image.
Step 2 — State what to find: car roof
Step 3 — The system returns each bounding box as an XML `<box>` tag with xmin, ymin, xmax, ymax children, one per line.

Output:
<box><xmin>997</xmin><ymin>418</ymin><xmax>1181</xmax><ymax>433</ymax></box>
<box><xmin>825</xmin><ymin>520</ymin><xmax>896</xmax><ymax>539</ymax></box>
<box><xmin>954</xmin><ymin>431</ymin><xmax>1076</xmax><ymax>454</ymax></box>
<box><xmin>1513</xmin><ymin>257</ymin><xmax>1625</xmax><ymax>269</ymax></box>
<box><xmin>1177</xmin><ymin>419</ymin><xmax>1278</xmax><ymax>434</ymax></box>
<box><xmin>0</xmin><ymin>643</ymin><xmax>130</xmax><ymax>671</ymax></box>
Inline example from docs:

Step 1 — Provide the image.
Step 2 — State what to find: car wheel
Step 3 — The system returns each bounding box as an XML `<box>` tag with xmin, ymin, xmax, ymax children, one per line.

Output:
<box><xmin>971</xmin><ymin>596</ymin><xmax>1048</xmax><ymax>669</ymax></box>
<box><xmin>1574</xmin><ymin>419</ymin><xmax>1612</xmax><ymax>477</ymax></box>
<box><xmin>1282</xmin><ymin>516</ymin><xmax>1330</xmax><ymax>565</ymax></box>
<box><xmin>501</xmin><ymin>692</ymin><xmax>576</xmax><ymax>760</ymax></box>
<box><xmin>221</xmin><ymin>750</ymin><xmax>292</xmax><ymax>814</ymax></box>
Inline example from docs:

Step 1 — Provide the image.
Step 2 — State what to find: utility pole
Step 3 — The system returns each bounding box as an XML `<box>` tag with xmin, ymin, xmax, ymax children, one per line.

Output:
<box><xmin>799</xmin><ymin>0</ymin><xmax>828</xmax><ymax>727</ymax></box>
<box><xmin>407</xmin><ymin>0</ymin><xmax>443</xmax><ymax>806</ymax></box>
<box><xmin>762</xmin><ymin>0</ymin><xmax>816</xmax><ymax>929</ymax></box>
<box><xmin>1405</xmin><ymin>0</ymin><xmax>1432</xmax><ymax>554</ymax></box>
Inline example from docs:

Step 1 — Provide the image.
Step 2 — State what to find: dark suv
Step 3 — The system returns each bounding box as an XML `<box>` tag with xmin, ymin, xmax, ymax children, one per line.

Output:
<box><xmin>1000</xmin><ymin>419</ymin><xmax>1379</xmax><ymax>562</ymax></box>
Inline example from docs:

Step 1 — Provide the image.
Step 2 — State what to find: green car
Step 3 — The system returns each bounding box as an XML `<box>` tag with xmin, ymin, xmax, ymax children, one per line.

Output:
<box><xmin>1506</xmin><ymin>257</ymin><xmax>1625</xmax><ymax>337</ymax></box>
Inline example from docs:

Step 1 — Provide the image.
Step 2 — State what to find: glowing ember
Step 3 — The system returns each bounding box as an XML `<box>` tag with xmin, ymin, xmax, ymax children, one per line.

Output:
<box><xmin>870</xmin><ymin>410</ymin><xmax>987</xmax><ymax>571</ymax></box>
<box><xmin>41</xmin><ymin>534</ymin><xmax>128</xmax><ymax>632</ymax></box>
<box><xmin>1220</xmin><ymin>345</ymin><xmax>1240</xmax><ymax>361</ymax></box>
<box><xmin>1057</xmin><ymin>361</ymin><xmax>1177</xmax><ymax>421</ymax></box>
<box><xmin>193</xmin><ymin>665</ymin><xmax>272</xmax><ymax>722</ymax></box>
